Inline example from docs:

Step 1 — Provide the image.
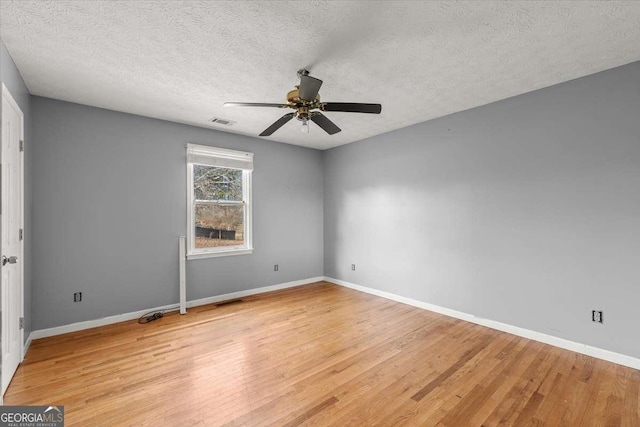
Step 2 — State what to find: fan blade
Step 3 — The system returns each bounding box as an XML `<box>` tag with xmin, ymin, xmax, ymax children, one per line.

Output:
<box><xmin>310</xmin><ymin>112</ymin><xmax>341</xmax><ymax>135</ymax></box>
<box><xmin>299</xmin><ymin>75</ymin><xmax>323</xmax><ymax>101</ymax></box>
<box><xmin>224</xmin><ymin>102</ymin><xmax>289</xmax><ymax>108</ymax></box>
<box><xmin>259</xmin><ymin>113</ymin><xmax>296</xmax><ymax>136</ymax></box>
<box><xmin>321</xmin><ymin>102</ymin><xmax>382</xmax><ymax>114</ymax></box>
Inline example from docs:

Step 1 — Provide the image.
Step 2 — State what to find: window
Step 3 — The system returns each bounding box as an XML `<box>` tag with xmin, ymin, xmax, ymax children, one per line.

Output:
<box><xmin>187</xmin><ymin>144</ymin><xmax>253</xmax><ymax>258</ymax></box>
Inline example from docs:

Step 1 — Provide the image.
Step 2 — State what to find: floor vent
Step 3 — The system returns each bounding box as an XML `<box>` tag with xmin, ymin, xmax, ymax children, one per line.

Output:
<box><xmin>210</xmin><ymin>117</ymin><xmax>236</xmax><ymax>126</ymax></box>
<box><xmin>215</xmin><ymin>298</ymin><xmax>243</xmax><ymax>307</ymax></box>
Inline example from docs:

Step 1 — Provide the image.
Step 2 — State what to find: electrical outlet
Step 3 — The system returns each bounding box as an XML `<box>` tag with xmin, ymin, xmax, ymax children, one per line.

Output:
<box><xmin>274</xmin><ymin>264</ymin><xmax>279</xmax><ymax>272</ymax></box>
<box><xmin>351</xmin><ymin>264</ymin><xmax>356</xmax><ymax>271</ymax></box>
<box><xmin>592</xmin><ymin>310</ymin><xmax>603</xmax><ymax>323</ymax></box>
<box><xmin>73</xmin><ymin>292</ymin><xmax>82</xmax><ymax>302</ymax></box>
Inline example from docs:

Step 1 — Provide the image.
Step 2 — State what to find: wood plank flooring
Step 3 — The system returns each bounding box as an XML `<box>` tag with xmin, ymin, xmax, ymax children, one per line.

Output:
<box><xmin>5</xmin><ymin>282</ymin><xmax>640</xmax><ymax>426</ymax></box>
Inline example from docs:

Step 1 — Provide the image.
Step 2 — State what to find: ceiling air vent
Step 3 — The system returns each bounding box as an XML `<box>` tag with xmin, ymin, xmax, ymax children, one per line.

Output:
<box><xmin>210</xmin><ymin>117</ymin><xmax>236</xmax><ymax>126</ymax></box>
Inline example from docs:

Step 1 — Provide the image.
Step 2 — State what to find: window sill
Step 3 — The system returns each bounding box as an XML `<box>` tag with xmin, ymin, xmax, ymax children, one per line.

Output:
<box><xmin>187</xmin><ymin>248</ymin><xmax>253</xmax><ymax>260</ymax></box>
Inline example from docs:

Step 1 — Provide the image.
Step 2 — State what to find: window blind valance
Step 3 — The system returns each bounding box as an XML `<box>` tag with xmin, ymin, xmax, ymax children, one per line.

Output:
<box><xmin>187</xmin><ymin>143</ymin><xmax>254</xmax><ymax>171</ymax></box>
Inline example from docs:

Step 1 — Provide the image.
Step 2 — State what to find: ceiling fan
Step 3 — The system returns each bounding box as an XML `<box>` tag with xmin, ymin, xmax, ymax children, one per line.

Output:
<box><xmin>224</xmin><ymin>69</ymin><xmax>382</xmax><ymax>136</ymax></box>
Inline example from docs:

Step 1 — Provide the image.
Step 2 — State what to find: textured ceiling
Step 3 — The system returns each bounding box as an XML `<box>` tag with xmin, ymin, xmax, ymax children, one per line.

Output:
<box><xmin>1</xmin><ymin>1</ymin><xmax>640</xmax><ymax>150</ymax></box>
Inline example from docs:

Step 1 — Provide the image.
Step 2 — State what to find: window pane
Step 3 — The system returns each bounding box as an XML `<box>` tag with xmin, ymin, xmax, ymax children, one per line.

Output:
<box><xmin>194</xmin><ymin>165</ymin><xmax>242</xmax><ymax>201</ymax></box>
<box><xmin>195</xmin><ymin>203</ymin><xmax>244</xmax><ymax>248</ymax></box>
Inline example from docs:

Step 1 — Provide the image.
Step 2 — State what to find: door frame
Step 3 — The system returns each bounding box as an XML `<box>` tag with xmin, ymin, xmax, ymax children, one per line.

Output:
<box><xmin>1</xmin><ymin>82</ymin><xmax>26</xmax><ymax>395</ymax></box>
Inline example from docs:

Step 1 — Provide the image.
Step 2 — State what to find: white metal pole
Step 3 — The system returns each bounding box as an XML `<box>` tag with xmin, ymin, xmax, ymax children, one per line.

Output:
<box><xmin>179</xmin><ymin>236</ymin><xmax>187</xmax><ymax>314</ymax></box>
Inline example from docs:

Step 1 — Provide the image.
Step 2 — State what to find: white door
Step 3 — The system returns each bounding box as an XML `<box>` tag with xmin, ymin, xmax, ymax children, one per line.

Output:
<box><xmin>1</xmin><ymin>83</ymin><xmax>24</xmax><ymax>395</ymax></box>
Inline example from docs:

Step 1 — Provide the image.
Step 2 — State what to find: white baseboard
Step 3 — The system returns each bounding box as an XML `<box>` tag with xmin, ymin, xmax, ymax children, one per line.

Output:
<box><xmin>29</xmin><ymin>276</ymin><xmax>324</xmax><ymax>341</ymax></box>
<box><xmin>23</xmin><ymin>333</ymin><xmax>32</xmax><ymax>359</ymax></box>
<box><xmin>324</xmin><ymin>277</ymin><xmax>640</xmax><ymax>371</ymax></box>
<box><xmin>27</xmin><ymin>275</ymin><xmax>640</xmax><ymax>371</ymax></box>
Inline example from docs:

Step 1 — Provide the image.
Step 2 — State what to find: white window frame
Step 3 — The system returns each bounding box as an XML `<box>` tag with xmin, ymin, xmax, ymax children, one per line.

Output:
<box><xmin>186</xmin><ymin>144</ymin><xmax>253</xmax><ymax>259</ymax></box>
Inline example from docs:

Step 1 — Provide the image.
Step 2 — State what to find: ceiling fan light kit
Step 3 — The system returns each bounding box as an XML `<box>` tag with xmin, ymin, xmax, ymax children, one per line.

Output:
<box><xmin>224</xmin><ymin>69</ymin><xmax>382</xmax><ymax>137</ymax></box>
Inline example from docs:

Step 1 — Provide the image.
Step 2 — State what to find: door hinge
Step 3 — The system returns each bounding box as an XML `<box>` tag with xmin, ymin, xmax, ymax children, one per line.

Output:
<box><xmin>19</xmin><ymin>140</ymin><xmax>24</xmax><ymax>152</ymax></box>
<box><xmin>19</xmin><ymin>317</ymin><xmax>24</xmax><ymax>329</ymax></box>
<box><xmin>19</xmin><ymin>228</ymin><xmax>23</xmax><ymax>240</ymax></box>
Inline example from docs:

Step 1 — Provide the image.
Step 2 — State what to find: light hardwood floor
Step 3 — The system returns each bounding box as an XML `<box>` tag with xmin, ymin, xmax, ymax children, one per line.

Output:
<box><xmin>6</xmin><ymin>282</ymin><xmax>640</xmax><ymax>426</ymax></box>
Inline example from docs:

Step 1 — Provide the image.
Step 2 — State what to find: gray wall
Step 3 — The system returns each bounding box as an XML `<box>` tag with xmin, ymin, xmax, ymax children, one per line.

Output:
<box><xmin>31</xmin><ymin>97</ymin><xmax>323</xmax><ymax>330</ymax></box>
<box><xmin>324</xmin><ymin>61</ymin><xmax>640</xmax><ymax>358</ymax></box>
<box><xmin>0</xmin><ymin>38</ymin><xmax>32</xmax><ymax>340</ymax></box>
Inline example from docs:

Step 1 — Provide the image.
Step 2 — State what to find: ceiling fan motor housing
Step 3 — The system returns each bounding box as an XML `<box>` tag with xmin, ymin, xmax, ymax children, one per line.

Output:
<box><xmin>287</xmin><ymin>88</ymin><xmax>320</xmax><ymax>120</ymax></box>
